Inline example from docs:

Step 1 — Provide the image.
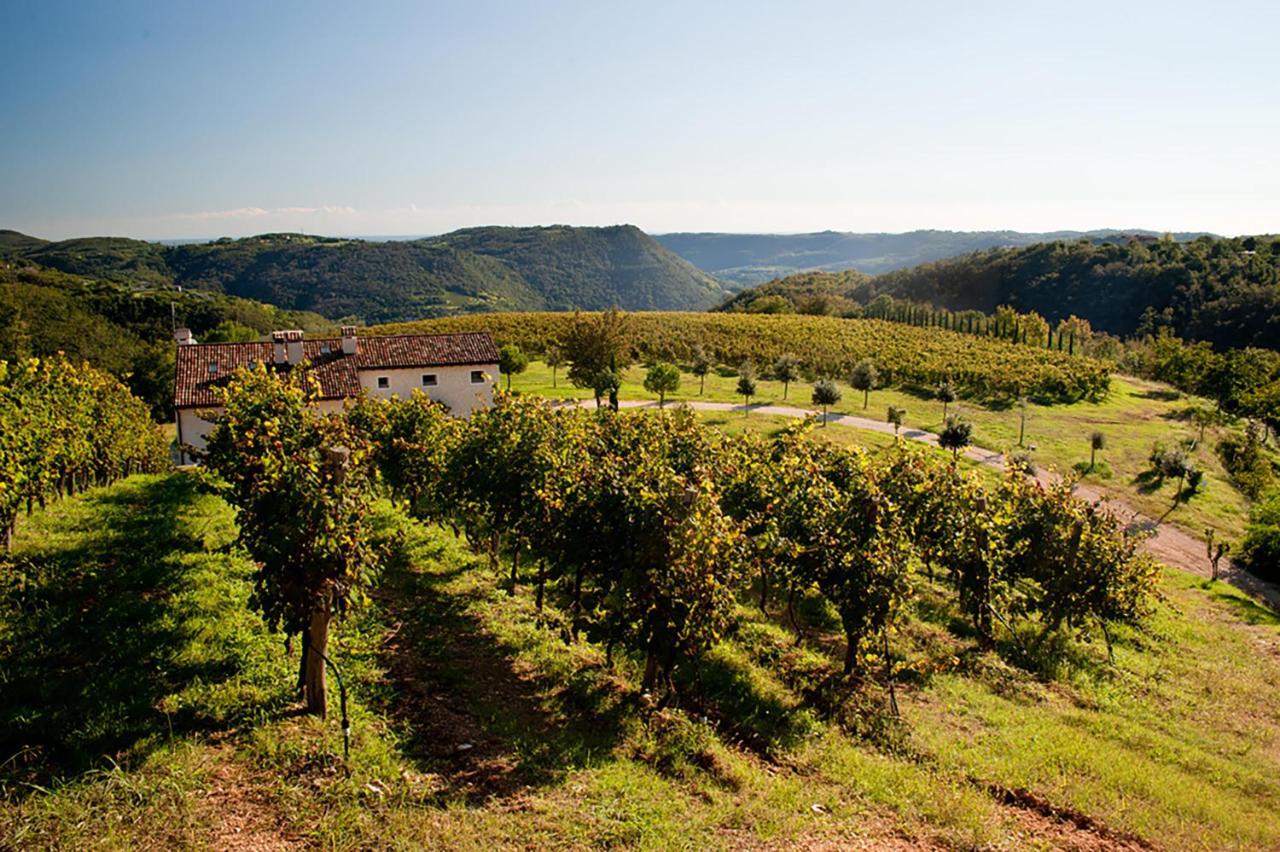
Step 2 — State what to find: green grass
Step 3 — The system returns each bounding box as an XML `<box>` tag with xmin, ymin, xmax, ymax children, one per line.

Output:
<box><xmin>4</xmin><ymin>474</ymin><xmax>1280</xmax><ymax>848</ymax></box>
<box><xmin>511</xmin><ymin>360</ymin><xmax>1258</xmax><ymax>543</ymax></box>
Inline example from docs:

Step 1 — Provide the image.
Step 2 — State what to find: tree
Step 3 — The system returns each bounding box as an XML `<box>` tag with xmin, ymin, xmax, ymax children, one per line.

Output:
<box><xmin>592</xmin><ymin>368</ymin><xmax>621</xmax><ymax>411</ymax></box>
<box><xmin>849</xmin><ymin>358</ymin><xmax>879</xmax><ymax>409</ymax></box>
<box><xmin>545</xmin><ymin>345</ymin><xmax>565</xmax><ymax>389</ymax></box>
<box><xmin>1017</xmin><ymin>396</ymin><xmax>1029</xmax><ymax>447</ymax></box>
<box><xmin>202</xmin><ymin>320</ymin><xmax>260</xmax><ymax>343</ymax></box>
<box><xmin>811</xmin><ymin>379</ymin><xmax>841</xmax><ymax>425</ymax></box>
<box><xmin>644</xmin><ymin>362</ymin><xmax>681</xmax><ymax>408</ymax></box>
<box><xmin>564</xmin><ymin>309</ymin><xmax>631</xmax><ymax>393</ymax></box>
<box><xmin>690</xmin><ymin>348</ymin><xmax>713</xmax><ymax>395</ymax></box>
<box><xmin>887</xmin><ymin>405</ymin><xmax>906</xmax><ymax>437</ymax></box>
<box><xmin>204</xmin><ymin>365</ymin><xmax>379</xmax><ymax>717</ymax></box>
<box><xmin>936</xmin><ymin>380</ymin><xmax>957</xmax><ymax>421</ymax></box>
<box><xmin>499</xmin><ymin>344</ymin><xmax>529</xmax><ymax>391</ymax></box>
<box><xmin>737</xmin><ymin>366</ymin><xmax>757</xmax><ymax>413</ymax></box>
<box><xmin>939</xmin><ymin>415</ymin><xmax>972</xmax><ymax>459</ymax></box>
<box><xmin>1205</xmin><ymin>528</ymin><xmax>1231</xmax><ymax>581</ymax></box>
<box><xmin>1089</xmin><ymin>431</ymin><xmax>1106</xmax><ymax>471</ymax></box>
<box><xmin>772</xmin><ymin>354</ymin><xmax>801</xmax><ymax>400</ymax></box>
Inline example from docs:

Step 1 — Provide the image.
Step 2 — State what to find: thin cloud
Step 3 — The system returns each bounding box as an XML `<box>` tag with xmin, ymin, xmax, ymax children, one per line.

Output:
<box><xmin>172</xmin><ymin>205</ymin><xmax>358</xmax><ymax>221</ymax></box>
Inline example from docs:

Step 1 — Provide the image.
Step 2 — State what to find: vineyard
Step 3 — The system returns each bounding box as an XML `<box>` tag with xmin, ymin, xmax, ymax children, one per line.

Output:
<box><xmin>5</xmin><ymin>366</ymin><xmax>1280</xmax><ymax>848</ymax></box>
<box><xmin>375</xmin><ymin>312</ymin><xmax>1112</xmax><ymax>404</ymax></box>
<box><xmin>203</xmin><ymin>372</ymin><xmax>1157</xmax><ymax>714</ymax></box>
<box><xmin>0</xmin><ymin>357</ymin><xmax>169</xmax><ymax>551</ymax></box>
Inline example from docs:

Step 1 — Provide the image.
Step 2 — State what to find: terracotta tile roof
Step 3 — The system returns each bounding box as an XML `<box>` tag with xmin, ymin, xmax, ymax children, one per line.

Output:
<box><xmin>174</xmin><ymin>331</ymin><xmax>498</xmax><ymax>409</ymax></box>
<box><xmin>355</xmin><ymin>332</ymin><xmax>499</xmax><ymax>369</ymax></box>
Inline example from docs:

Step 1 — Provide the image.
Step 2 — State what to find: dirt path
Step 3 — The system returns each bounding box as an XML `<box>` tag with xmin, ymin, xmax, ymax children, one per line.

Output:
<box><xmin>198</xmin><ymin>744</ymin><xmax>299</xmax><ymax>851</ymax></box>
<box><xmin>570</xmin><ymin>398</ymin><xmax>1279</xmax><ymax>610</ymax></box>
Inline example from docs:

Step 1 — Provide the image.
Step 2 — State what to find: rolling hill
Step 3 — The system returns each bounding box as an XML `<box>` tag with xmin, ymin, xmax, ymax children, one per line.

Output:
<box><xmin>0</xmin><ymin>225</ymin><xmax>727</xmax><ymax>323</ymax></box>
<box><xmin>719</xmin><ymin>235</ymin><xmax>1280</xmax><ymax>350</ymax></box>
<box><xmin>0</xmin><ymin>262</ymin><xmax>329</xmax><ymax>415</ymax></box>
<box><xmin>657</xmin><ymin>228</ymin><xmax>1212</xmax><ymax>287</ymax></box>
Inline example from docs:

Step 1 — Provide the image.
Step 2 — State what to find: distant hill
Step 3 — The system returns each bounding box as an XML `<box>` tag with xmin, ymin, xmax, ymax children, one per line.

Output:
<box><xmin>656</xmin><ymin>229</ymin><xmax>1212</xmax><ymax>287</ymax></box>
<box><xmin>0</xmin><ymin>225</ymin><xmax>727</xmax><ymax>323</ymax></box>
<box><xmin>713</xmin><ymin>270</ymin><xmax>873</xmax><ymax>314</ymax></box>
<box><xmin>430</xmin><ymin>225</ymin><xmax>725</xmax><ymax>312</ymax></box>
<box><xmin>721</xmin><ymin>235</ymin><xmax>1280</xmax><ymax>350</ymax></box>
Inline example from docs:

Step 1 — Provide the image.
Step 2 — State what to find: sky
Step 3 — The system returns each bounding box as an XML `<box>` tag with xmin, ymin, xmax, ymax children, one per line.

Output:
<box><xmin>1</xmin><ymin>0</ymin><xmax>1277</xmax><ymax>240</ymax></box>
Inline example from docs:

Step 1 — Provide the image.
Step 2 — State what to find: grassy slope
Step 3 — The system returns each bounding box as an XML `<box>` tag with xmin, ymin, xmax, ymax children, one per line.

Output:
<box><xmin>509</xmin><ymin>359</ymin><xmax>1254</xmax><ymax>542</ymax></box>
<box><xmin>3</xmin><ymin>473</ymin><xmax>1279</xmax><ymax>848</ymax></box>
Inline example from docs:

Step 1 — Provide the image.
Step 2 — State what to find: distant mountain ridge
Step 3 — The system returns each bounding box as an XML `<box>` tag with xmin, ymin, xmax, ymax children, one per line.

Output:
<box><xmin>656</xmin><ymin>229</ymin><xmax>1213</xmax><ymax>287</ymax></box>
<box><xmin>0</xmin><ymin>225</ymin><xmax>726</xmax><ymax>323</ymax></box>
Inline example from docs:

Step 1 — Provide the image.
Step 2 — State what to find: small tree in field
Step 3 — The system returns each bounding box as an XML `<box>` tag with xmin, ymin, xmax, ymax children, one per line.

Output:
<box><xmin>812</xmin><ymin>379</ymin><xmax>841</xmax><ymax>425</ymax></box>
<box><xmin>939</xmin><ymin>415</ymin><xmax>972</xmax><ymax>459</ymax></box>
<box><xmin>937</xmin><ymin>380</ymin><xmax>957</xmax><ymax>421</ymax></box>
<box><xmin>205</xmin><ymin>366</ymin><xmax>379</xmax><ymax>718</ymax></box>
<box><xmin>591</xmin><ymin>367</ymin><xmax>621</xmax><ymax>410</ymax></box>
<box><xmin>887</xmin><ymin>405</ymin><xmax>906</xmax><ymax>437</ymax></box>
<box><xmin>545</xmin><ymin>345</ymin><xmax>565</xmax><ymax>389</ymax></box>
<box><xmin>1089</xmin><ymin>430</ymin><xmax>1106</xmax><ymax>471</ymax></box>
<box><xmin>1017</xmin><ymin>395</ymin><xmax>1030</xmax><ymax>447</ymax></box>
<box><xmin>691</xmin><ymin>348</ymin><xmax>713</xmax><ymax>395</ymax></box>
<box><xmin>849</xmin><ymin>358</ymin><xmax>879</xmax><ymax>409</ymax></box>
<box><xmin>499</xmin><ymin>344</ymin><xmax>528</xmax><ymax>391</ymax></box>
<box><xmin>737</xmin><ymin>366</ymin><xmax>757</xmax><ymax>413</ymax></box>
<box><xmin>772</xmin><ymin>354</ymin><xmax>801</xmax><ymax>400</ymax></box>
<box><xmin>565</xmin><ymin>308</ymin><xmax>631</xmax><ymax>393</ymax></box>
<box><xmin>644</xmin><ymin>362</ymin><xmax>681</xmax><ymax>408</ymax></box>
<box><xmin>1206</xmin><ymin>528</ymin><xmax>1231</xmax><ymax>581</ymax></box>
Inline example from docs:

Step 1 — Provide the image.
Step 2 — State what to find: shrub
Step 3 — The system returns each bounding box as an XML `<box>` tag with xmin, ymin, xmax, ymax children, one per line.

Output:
<box><xmin>1241</xmin><ymin>491</ymin><xmax>1280</xmax><ymax>582</ymax></box>
<box><xmin>1217</xmin><ymin>422</ymin><xmax>1276</xmax><ymax>498</ymax></box>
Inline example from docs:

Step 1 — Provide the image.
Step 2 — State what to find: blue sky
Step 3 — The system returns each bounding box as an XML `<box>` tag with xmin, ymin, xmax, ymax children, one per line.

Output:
<box><xmin>2</xmin><ymin>0</ymin><xmax>1277</xmax><ymax>239</ymax></box>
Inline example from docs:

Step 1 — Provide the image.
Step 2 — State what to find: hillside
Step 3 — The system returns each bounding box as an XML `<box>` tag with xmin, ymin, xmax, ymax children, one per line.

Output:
<box><xmin>4</xmin><ymin>444</ymin><xmax>1279</xmax><ymax>848</ymax></box>
<box><xmin>657</xmin><ymin>228</ymin><xmax>1211</xmax><ymax>286</ymax></box>
<box><xmin>870</xmin><ymin>235</ymin><xmax>1280</xmax><ymax>349</ymax></box>
<box><xmin>429</xmin><ymin>225</ymin><xmax>726</xmax><ymax>311</ymax></box>
<box><xmin>717</xmin><ymin>236</ymin><xmax>1280</xmax><ymax>350</ymax></box>
<box><xmin>0</xmin><ymin>225</ymin><xmax>728</xmax><ymax>323</ymax></box>
<box><xmin>713</xmin><ymin>269</ymin><xmax>873</xmax><ymax>313</ymax></box>
<box><xmin>0</xmin><ymin>263</ymin><xmax>328</xmax><ymax>415</ymax></box>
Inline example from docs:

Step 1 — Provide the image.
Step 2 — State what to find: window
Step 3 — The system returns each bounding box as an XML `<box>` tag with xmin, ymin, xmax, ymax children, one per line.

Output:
<box><xmin>421</xmin><ymin>373</ymin><xmax>438</xmax><ymax>387</ymax></box>
<box><xmin>377</xmin><ymin>376</ymin><xmax>390</xmax><ymax>389</ymax></box>
<box><xmin>207</xmin><ymin>361</ymin><xmax>218</xmax><ymax>374</ymax></box>
<box><xmin>320</xmin><ymin>342</ymin><xmax>331</xmax><ymax>354</ymax></box>
<box><xmin>470</xmin><ymin>370</ymin><xmax>485</xmax><ymax>384</ymax></box>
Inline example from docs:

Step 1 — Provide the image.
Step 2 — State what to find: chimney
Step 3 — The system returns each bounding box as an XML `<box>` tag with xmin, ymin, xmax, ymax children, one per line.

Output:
<box><xmin>174</xmin><ymin>327</ymin><xmax>196</xmax><ymax>346</ymax></box>
<box><xmin>272</xmin><ymin>330</ymin><xmax>287</xmax><ymax>364</ymax></box>
<box><xmin>341</xmin><ymin>325</ymin><xmax>357</xmax><ymax>355</ymax></box>
<box><xmin>284</xmin><ymin>329</ymin><xmax>304</xmax><ymax>365</ymax></box>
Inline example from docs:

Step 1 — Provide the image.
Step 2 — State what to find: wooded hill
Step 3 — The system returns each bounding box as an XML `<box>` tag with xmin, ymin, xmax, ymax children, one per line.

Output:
<box><xmin>0</xmin><ymin>225</ymin><xmax>727</xmax><ymax>323</ymax></box>
<box><xmin>720</xmin><ymin>236</ymin><xmax>1280</xmax><ymax>351</ymax></box>
<box><xmin>657</xmin><ymin>228</ymin><xmax>1210</xmax><ymax>287</ymax></box>
<box><xmin>0</xmin><ymin>263</ymin><xmax>328</xmax><ymax>416</ymax></box>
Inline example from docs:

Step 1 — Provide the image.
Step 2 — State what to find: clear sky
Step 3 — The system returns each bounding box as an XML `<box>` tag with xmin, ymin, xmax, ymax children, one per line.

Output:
<box><xmin>2</xmin><ymin>0</ymin><xmax>1277</xmax><ymax>240</ymax></box>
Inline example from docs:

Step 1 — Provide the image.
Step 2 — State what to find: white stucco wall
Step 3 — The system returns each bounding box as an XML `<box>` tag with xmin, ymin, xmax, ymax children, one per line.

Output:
<box><xmin>357</xmin><ymin>363</ymin><xmax>498</xmax><ymax>415</ymax></box>
<box><xmin>175</xmin><ymin>364</ymin><xmax>497</xmax><ymax>463</ymax></box>
<box><xmin>176</xmin><ymin>399</ymin><xmax>348</xmax><ymax>463</ymax></box>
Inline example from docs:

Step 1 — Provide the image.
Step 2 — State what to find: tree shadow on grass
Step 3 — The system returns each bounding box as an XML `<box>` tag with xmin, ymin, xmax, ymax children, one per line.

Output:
<box><xmin>0</xmin><ymin>474</ymin><xmax>260</xmax><ymax>794</ymax></box>
<box><xmin>376</xmin><ymin>530</ymin><xmax>631</xmax><ymax>801</ymax></box>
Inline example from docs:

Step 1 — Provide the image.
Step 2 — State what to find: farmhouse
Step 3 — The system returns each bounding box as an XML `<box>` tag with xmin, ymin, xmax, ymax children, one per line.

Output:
<box><xmin>173</xmin><ymin>325</ymin><xmax>499</xmax><ymax>462</ymax></box>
